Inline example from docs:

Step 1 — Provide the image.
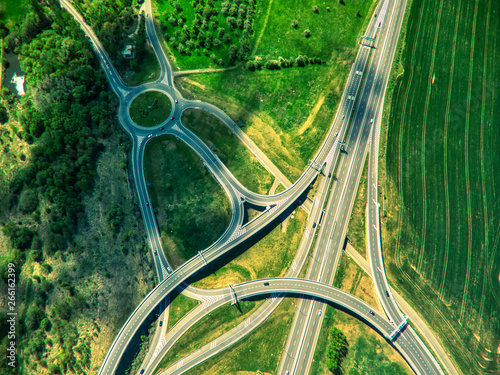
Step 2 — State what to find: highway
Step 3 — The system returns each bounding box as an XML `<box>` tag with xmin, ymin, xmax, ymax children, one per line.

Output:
<box><xmin>153</xmin><ymin>278</ymin><xmax>437</xmax><ymax>375</ymax></box>
<box><xmin>278</xmin><ymin>1</ymin><xmax>400</xmax><ymax>374</ymax></box>
<box><xmin>58</xmin><ymin>0</ymin><xmax>452</xmax><ymax>374</ymax></box>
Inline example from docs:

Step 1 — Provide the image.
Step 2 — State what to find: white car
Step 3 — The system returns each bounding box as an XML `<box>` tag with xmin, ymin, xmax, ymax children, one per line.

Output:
<box><xmin>318</xmin><ymin>310</ymin><xmax>322</xmax><ymax>316</ymax></box>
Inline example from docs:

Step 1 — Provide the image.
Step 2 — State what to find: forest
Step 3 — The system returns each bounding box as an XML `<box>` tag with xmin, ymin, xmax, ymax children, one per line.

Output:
<box><xmin>0</xmin><ymin>1</ymin><xmax>147</xmax><ymax>374</ymax></box>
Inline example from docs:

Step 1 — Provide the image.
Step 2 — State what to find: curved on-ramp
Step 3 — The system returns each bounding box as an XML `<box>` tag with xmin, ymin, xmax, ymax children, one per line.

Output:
<box><xmin>155</xmin><ymin>278</ymin><xmax>441</xmax><ymax>375</ymax></box>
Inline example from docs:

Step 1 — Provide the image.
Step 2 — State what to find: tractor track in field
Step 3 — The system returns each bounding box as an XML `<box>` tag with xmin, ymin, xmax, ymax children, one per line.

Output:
<box><xmin>459</xmin><ymin>0</ymin><xmax>479</xmax><ymax>323</ymax></box>
<box><xmin>438</xmin><ymin>0</ymin><xmax>461</xmax><ymax>300</ymax></box>
<box><xmin>476</xmin><ymin>0</ymin><xmax>491</xmax><ymax>335</ymax></box>
<box><xmin>396</xmin><ymin>0</ymin><xmax>425</xmax><ymax>267</ymax></box>
<box><xmin>416</xmin><ymin>0</ymin><xmax>444</xmax><ymax>275</ymax></box>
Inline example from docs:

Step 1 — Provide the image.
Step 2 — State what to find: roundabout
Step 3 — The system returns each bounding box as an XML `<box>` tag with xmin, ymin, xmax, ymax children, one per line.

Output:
<box><xmin>129</xmin><ymin>90</ymin><xmax>173</xmax><ymax>127</ymax></box>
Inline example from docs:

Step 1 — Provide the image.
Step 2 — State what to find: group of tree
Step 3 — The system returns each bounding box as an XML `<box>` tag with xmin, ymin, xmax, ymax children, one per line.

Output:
<box><xmin>245</xmin><ymin>54</ymin><xmax>325</xmax><ymax>71</ymax></box>
<box><xmin>325</xmin><ymin>326</ymin><xmax>349</xmax><ymax>374</ymax></box>
<box><xmin>162</xmin><ymin>0</ymin><xmax>256</xmax><ymax>65</ymax></box>
<box><xmin>0</xmin><ymin>2</ymin><xmax>119</xmax><ymax>373</ymax></box>
<box><xmin>72</xmin><ymin>0</ymin><xmax>149</xmax><ymax>76</ymax></box>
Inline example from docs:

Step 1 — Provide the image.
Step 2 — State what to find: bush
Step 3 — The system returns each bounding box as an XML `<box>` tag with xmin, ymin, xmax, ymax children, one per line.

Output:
<box><xmin>296</xmin><ymin>55</ymin><xmax>306</xmax><ymax>67</ymax></box>
<box><xmin>265</xmin><ymin>60</ymin><xmax>280</xmax><ymax>70</ymax></box>
<box><xmin>312</xmin><ymin>5</ymin><xmax>319</xmax><ymax>13</ymax></box>
<box><xmin>19</xmin><ymin>188</ymin><xmax>39</xmax><ymax>214</ymax></box>
<box><xmin>292</xmin><ymin>19</ymin><xmax>299</xmax><ymax>28</ymax></box>
<box><xmin>246</xmin><ymin>60</ymin><xmax>256</xmax><ymax>71</ymax></box>
<box><xmin>304</xmin><ymin>29</ymin><xmax>311</xmax><ymax>38</ymax></box>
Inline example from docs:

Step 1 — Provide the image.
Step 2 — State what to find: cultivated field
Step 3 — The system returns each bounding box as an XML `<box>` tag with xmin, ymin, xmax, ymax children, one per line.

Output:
<box><xmin>383</xmin><ymin>0</ymin><xmax>500</xmax><ymax>372</ymax></box>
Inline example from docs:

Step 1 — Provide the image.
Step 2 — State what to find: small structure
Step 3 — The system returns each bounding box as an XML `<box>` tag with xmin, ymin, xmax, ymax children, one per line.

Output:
<box><xmin>10</xmin><ymin>73</ymin><xmax>25</xmax><ymax>96</ymax></box>
<box><xmin>122</xmin><ymin>44</ymin><xmax>135</xmax><ymax>59</ymax></box>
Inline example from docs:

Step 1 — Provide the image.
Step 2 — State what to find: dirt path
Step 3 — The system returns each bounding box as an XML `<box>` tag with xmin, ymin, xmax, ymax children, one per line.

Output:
<box><xmin>173</xmin><ymin>67</ymin><xmax>237</xmax><ymax>76</ymax></box>
<box><xmin>297</xmin><ymin>94</ymin><xmax>325</xmax><ymax>135</ymax></box>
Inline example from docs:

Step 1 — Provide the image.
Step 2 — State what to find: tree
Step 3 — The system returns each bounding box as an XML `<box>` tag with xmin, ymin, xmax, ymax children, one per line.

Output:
<box><xmin>246</xmin><ymin>60</ymin><xmax>256</xmax><ymax>71</ymax></box>
<box><xmin>292</xmin><ymin>19</ymin><xmax>299</xmax><ymax>28</ymax></box>
<box><xmin>296</xmin><ymin>55</ymin><xmax>306</xmax><ymax>67</ymax></box>
<box><xmin>226</xmin><ymin>17</ymin><xmax>236</xmax><ymax>29</ymax></box>
<box><xmin>0</xmin><ymin>104</ymin><xmax>8</xmax><ymax>124</ymax></box>
<box><xmin>265</xmin><ymin>60</ymin><xmax>280</xmax><ymax>70</ymax></box>
<box><xmin>228</xmin><ymin>44</ymin><xmax>238</xmax><ymax>63</ymax></box>
<box><xmin>312</xmin><ymin>5</ymin><xmax>319</xmax><ymax>13</ymax></box>
<box><xmin>19</xmin><ymin>188</ymin><xmax>39</xmax><ymax>213</ymax></box>
<box><xmin>325</xmin><ymin>327</ymin><xmax>348</xmax><ymax>373</ymax></box>
<box><xmin>304</xmin><ymin>29</ymin><xmax>311</xmax><ymax>38</ymax></box>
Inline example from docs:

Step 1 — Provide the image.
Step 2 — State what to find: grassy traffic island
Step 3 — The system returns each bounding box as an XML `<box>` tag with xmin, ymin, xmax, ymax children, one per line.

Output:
<box><xmin>129</xmin><ymin>90</ymin><xmax>173</xmax><ymax>127</ymax></box>
<box><xmin>143</xmin><ymin>134</ymin><xmax>231</xmax><ymax>267</ymax></box>
<box><xmin>181</xmin><ymin>108</ymin><xmax>274</xmax><ymax>194</ymax></box>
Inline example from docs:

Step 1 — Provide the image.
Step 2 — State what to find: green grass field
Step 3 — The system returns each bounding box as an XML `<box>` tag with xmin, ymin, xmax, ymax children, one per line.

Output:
<box><xmin>383</xmin><ymin>0</ymin><xmax>500</xmax><ymax>373</ymax></box>
<box><xmin>175</xmin><ymin>0</ymin><xmax>377</xmax><ymax>181</ymax></box>
<box><xmin>129</xmin><ymin>91</ymin><xmax>172</xmax><ymax>127</ymax></box>
<box><xmin>143</xmin><ymin>135</ymin><xmax>231</xmax><ymax>267</ymax></box>
<box><xmin>192</xmin><ymin>208</ymin><xmax>307</xmax><ymax>289</ymax></box>
<box><xmin>167</xmin><ymin>293</ymin><xmax>199</xmax><ymax>330</ymax></box>
<box><xmin>155</xmin><ymin>300</ymin><xmax>261</xmax><ymax>372</ymax></box>
<box><xmin>181</xmin><ymin>108</ymin><xmax>274</xmax><ymax>194</ymax></box>
<box><xmin>184</xmin><ymin>298</ymin><xmax>297</xmax><ymax>374</ymax></box>
<box><xmin>123</xmin><ymin>46</ymin><xmax>161</xmax><ymax>86</ymax></box>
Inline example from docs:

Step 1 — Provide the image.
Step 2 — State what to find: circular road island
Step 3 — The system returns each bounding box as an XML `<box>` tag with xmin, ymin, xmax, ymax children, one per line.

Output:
<box><xmin>129</xmin><ymin>90</ymin><xmax>173</xmax><ymax>127</ymax></box>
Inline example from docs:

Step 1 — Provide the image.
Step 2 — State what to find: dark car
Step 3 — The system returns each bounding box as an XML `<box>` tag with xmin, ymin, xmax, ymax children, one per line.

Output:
<box><xmin>146</xmin><ymin>202</ymin><xmax>149</xmax><ymax>207</ymax></box>
<box><xmin>159</xmin><ymin>321</ymin><xmax>163</xmax><ymax>327</ymax></box>
<box><xmin>160</xmin><ymin>126</ymin><xmax>165</xmax><ymax>130</ymax></box>
<box><xmin>140</xmin><ymin>370</ymin><xmax>145</xmax><ymax>375</ymax></box>
<box><xmin>264</xmin><ymin>282</ymin><xmax>269</xmax><ymax>286</ymax></box>
<box><xmin>312</xmin><ymin>222</ymin><xmax>317</xmax><ymax>229</ymax></box>
<box><xmin>369</xmin><ymin>311</ymin><xmax>375</xmax><ymax>316</ymax></box>
<box><xmin>385</xmin><ymin>291</ymin><xmax>390</xmax><ymax>297</ymax></box>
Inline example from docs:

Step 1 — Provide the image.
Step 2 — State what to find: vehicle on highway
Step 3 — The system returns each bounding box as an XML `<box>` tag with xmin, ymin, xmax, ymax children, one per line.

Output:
<box><xmin>318</xmin><ymin>310</ymin><xmax>322</xmax><ymax>316</ymax></box>
<box><xmin>159</xmin><ymin>321</ymin><xmax>163</xmax><ymax>327</ymax></box>
<box><xmin>140</xmin><ymin>370</ymin><xmax>145</xmax><ymax>374</ymax></box>
<box><xmin>328</xmin><ymin>173</ymin><xmax>332</xmax><ymax>178</ymax></box>
<box><xmin>285</xmin><ymin>371</ymin><xmax>289</xmax><ymax>375</ymax></box>
<box><xmin>146</xmin><ymin>202</ymin><xmax>149</xmax><ymax>206</ymax></box>
<box><xmin>312</xmin><ymin>222</ymin><xmax>317</xmax><ymax>229</ymax></box>
<box><xmin>385</xmin><ymin>290</ymin><xmax>390</xmax><ymax>297</ymax></box>
<box><xmin>369</xmin><ymin>310</ymin><xmax>375</xmax><ymax>316</ymax></box>
<box><xmin>148</xmin><ymin>134</ymin><xmax>153</xmax><ymax>138</ymax></box>
<box><xmin>167</xmin><ymin>266</ymin><xmax>172</xmax><ymax>273</ymax></box>
<box><xmin>175</xmin><ymin>99</ymin><xmax>178</xmax><ymax>103</ymax></box>
<box><xmin>342</xmin><ymin>115</ymin><xmax>345</xmax><ymax>119</ymax></box>
<box><xmin>170</xmin><ymin>115</ymin><xmax>175</xmax><ymax>121</ymax></box>
<box><xmin>160</xmin><ymin>126</ymin><xmax>165</xmax><ymax>130</ymax></box>
<box><xmin>370</xmin><ymin>118</ymin><xmax>374</xmax><ymax>123</ymax></box>
<box><xmin>154</xmin><ymin>251</ymin><xmax>157</xmax><ymax>255</ymax></box>
<box><xmin>264</xmin><ymin>282</ymin><xmax>269</xmax><ymax>286</ymax></box>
